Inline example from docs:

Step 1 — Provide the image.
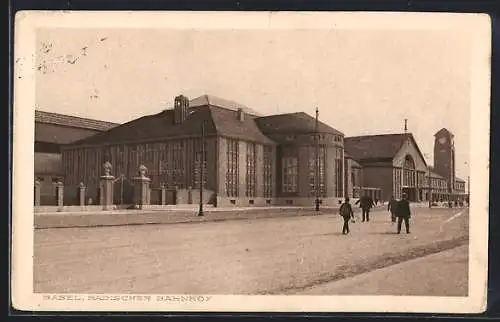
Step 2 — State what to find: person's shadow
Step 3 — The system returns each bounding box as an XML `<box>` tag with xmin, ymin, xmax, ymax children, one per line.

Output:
<box><xmin>320</xmin><ymin>232</ymin><xmax>346</xmax><ymax>236</ymax></box>
<box><xmin>367</xmin><ymin>231</ymin><xmax>399</xmax><ymax>235</ymax></box>
<box><xmin>302</xmin><ymin>232</ymin><xmax>346</xmax><ymax>237</ymax></box>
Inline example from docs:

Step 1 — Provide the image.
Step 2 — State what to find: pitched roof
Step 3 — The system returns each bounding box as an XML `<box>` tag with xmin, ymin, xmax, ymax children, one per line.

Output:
<box><xmin>35</xmin><ymin>110</ymin><xmax>119</xmax><ymax>132</ymax></box>
<box><xmin>68</xmin><ymin>105</ymin><xmax>274</xmax><ymax>147</ymax></box>
<box><xmin>344</xmin><ymin>133</ymin><xmax>426</xmax><ymax>164</ymax></box>
<box><xmin>429</xmin><ymin>171</ymin><xmax>445</xmax><ymax>179</ymax></box>
<box><xmin>35</xmin><ymin>123</ymin><xmax>102</xmax><ymax>145</ymax></box>
<box><xmin>455</xmin><ymin>177</ymin><xmax>466</xmax><ymax>182</ymax></box>
<box><xmin>209</xmin><ymin>106</ymin><xmax>274</xmax><ymax>144</ymax></box>
<box><xmin>189</xmin><ymin>94</ymin><xmax>263</xmax><ymax>117</ymax></box>
<box><xmin>255</xmin><ymin>112</ymin><xmax>344</xmax><ymax>136</ymax></box>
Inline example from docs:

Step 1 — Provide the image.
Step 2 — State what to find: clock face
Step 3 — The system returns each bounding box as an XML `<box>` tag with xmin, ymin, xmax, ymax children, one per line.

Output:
<box><xmin>438</xmin><ymin>136</ymin><xmax>447</xmax><ymax>144</ymax></box>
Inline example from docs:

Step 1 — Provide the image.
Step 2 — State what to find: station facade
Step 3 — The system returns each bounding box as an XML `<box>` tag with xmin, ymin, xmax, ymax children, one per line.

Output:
<box><xmin>343</xmin><ymin>132</ymin><xmax>466</xmax><ymax>203</ymax></box>
<box><xmin>36</xmin><ymin>94</ymin><xmax>467</xmax><ymax>207</ymax></box>
<box><xmin>62</xmin><ymin>95</ymin><xmax>345</xmax><ymax>207</ymax></box>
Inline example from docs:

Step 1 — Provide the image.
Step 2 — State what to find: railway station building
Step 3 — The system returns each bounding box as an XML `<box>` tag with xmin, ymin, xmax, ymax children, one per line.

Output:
<box><xmin>61</xmin><ymin>95</ymin><xmax>346</xmax><ymax>207</ymax></box>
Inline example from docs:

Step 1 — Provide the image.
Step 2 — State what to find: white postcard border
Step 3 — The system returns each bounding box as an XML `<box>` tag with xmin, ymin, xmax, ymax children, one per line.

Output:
<box><xmin>12</xmin><ymin>11</ymin><xmax>491</xmax><ymax>313</ymax></box>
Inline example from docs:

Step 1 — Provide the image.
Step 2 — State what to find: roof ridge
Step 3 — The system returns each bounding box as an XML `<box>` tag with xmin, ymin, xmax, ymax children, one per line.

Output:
<box><xmin>346</xmin><ymin>133</ymin><xmax>409</xmax><ymax>139</ymax></box>
<box><xmin>35</xmin><ymin>110</ymin><xmax>119</xmax><ymax>126</ymax></box>
<box><xmin>258</xmin><ymin>111</ymin><xmax>303</xmax><ymax>118</ymax></box>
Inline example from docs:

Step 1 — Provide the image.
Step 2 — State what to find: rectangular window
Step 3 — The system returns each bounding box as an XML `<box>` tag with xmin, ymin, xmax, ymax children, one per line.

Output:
<box><xmin>308</xmin><ymin>145</ymin><xmax>326</xmax><ymax>197</ymax></box>
<box><xmin>171</xmin><ymin>141</ymin><xmax>185</xmax><ymax>189</ymax></box>
<box><xmin>193</xmin><ymin>139</ymin><xmax>207</xmax><ymax>189</ymax></box>
<box><xmin>335</xmin><ymin>147</ymin><xmax>343</xmax><ymax>197</ymax></box>
<box><xmin>226</xmin><ymin>139</ymin><xmax>239</xmax><ymax>197</ymax></box>
<box><xmin>282</xmin><ymin>156</ymin><xmax>298</xmax><ymax>193</ymax></box>
<box><xmin>246</xmin><ymin>142</ymin><xmax>256</xmax><ymax>197</ymax></box>
<box><xmin>263</xmin><ymin>146</ymin><xmax>273</xmax><ymax>198</ymax></box>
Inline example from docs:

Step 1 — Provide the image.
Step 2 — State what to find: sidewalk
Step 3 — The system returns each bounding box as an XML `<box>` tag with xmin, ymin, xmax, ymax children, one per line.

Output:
<box><xmin>33</xmin><ymin>205</ymin><xmax>389</xmax><ymax>229</ymax></box>
<box><xmin>300</xmin><ymin>244</ymin><xmax>468</xmax><ymax>296</ymax></box>
<box><xmin>33</xmin><ymin>206</ymin><xmax>340</xmax><ymax>229</ymax></box>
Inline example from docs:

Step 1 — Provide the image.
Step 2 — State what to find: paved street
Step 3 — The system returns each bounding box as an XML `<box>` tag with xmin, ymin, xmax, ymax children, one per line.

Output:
<box><xmin>34</xmin><ymin>207</ymin><xmax>468</xmax><ymax>295</ymax></box>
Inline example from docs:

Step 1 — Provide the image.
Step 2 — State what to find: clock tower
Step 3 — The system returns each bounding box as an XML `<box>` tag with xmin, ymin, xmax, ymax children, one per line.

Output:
<box><xmin>433</xmin><ymin>128</ymin><xmax>456</xmax><ymax>196</ymax></box>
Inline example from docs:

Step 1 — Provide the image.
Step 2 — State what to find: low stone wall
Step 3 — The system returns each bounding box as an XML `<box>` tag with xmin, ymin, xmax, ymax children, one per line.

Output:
<box><xmin>34</xmin><ymin>207</ymin><xmax>339</xmax><ymax>229</ymax></box>
<box><xmin>35</xmin><ymin>205</ymin><xmax>119</xmax><ymax>213</ymax></box>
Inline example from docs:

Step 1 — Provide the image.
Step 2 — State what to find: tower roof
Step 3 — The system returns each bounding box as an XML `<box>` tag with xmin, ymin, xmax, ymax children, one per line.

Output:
<box><xmin>434</xmin><ymin>128</ymin><xmax>454</xmax><ymax>137</ymax></box>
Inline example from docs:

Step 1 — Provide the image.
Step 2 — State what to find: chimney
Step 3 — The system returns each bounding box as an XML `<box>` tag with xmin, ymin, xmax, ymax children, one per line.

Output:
<box><xmin>237</xmin><ymin>108</ymin><xmax>244</xmax><ymax>122</ymax></box>
<box><xmin>174</xmin><ymin>95</ymin><xmax>190</xmax><ymax>124</ymax></box>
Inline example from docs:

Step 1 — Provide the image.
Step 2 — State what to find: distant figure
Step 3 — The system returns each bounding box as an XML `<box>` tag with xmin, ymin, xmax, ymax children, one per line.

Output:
<box><xmin>339</xmin><ymin>197</ymin><xmax>354</xmax><ymax>235</ymax></box>
<box><xmin>374</xmin><ymin>198</ymin><xmax>379</xmax><ymax>206</ymax></box>
<box><xmin>387</xmin><ymin>195</ymin><xmax>398</xmax><ymax>224</ymax></box>
<box><xmin>355</xmin><ymin>194</ymin><xmax>374</xmax><ymax>222</ymax></box>
<box><xmin>396</xmin><ymin>193</ymin><xmax>411</xmax><ymax>234</ymax></box>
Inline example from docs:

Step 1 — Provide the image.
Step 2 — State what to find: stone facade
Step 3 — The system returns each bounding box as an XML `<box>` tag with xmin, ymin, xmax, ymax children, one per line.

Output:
<box><xmin>60</xmin><ymin>95</ymin><xmax>345</xmax><ymax>208</ymax></box>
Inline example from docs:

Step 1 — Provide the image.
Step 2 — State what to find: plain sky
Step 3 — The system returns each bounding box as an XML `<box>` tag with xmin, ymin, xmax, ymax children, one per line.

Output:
<box><xmin>35</xmin><ymin>27</ymin><xmax>471</xmax><ymax>180</ymax></box>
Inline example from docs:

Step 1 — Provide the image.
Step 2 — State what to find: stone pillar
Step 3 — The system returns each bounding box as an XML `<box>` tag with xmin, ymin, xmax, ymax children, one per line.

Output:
<box><xmin>34</xmin><ymin>179</ymin><xmax>41</xmax><ymax>206</ymax></box>
<box><xmin>56</xmin><ymin>180</ymin><xmax>64</xmax><ymax>212</ymax></box>
<box><xmin>133</xmin><ymin>165</ymin><xmax>151</xmax><ymax>209</ymax></box>
<box><xmin>187</xmin><ymin>186</ymin><xmax>193</xmax><ymax>204</ymax></box>
<box><xmin>99</xmin><ymin>181</ymin><xmax>104</xmax><ymax>206</ymax></box>
<box><xmin>79</xmin><ymin>182</ymin><xmax>86</xmax><ymax>206</ymax></box>
<box><xmin>160</xmin><ymin>183</ymin><xmax>167</xmax><ymax>205</ymax></box>
<box><xmin>100</xmin><ymin>161</ymin><xmax>115</xmax><ymax>211</ymax></box>
<box><xmin>174</xmin><ymin>186</ymin><xmax>180</xmax><ymax>205</ymax></box>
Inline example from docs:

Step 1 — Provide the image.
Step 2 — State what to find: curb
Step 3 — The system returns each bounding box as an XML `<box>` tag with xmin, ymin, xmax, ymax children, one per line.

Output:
<box><xmin>34</xmin><ymin>209</ymin><xmax>335</xmax><ymax>229</ymax></box>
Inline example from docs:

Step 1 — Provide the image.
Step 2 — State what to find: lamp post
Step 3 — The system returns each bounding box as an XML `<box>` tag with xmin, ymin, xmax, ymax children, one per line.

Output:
<box><xmin>315</xmin><ymin>107</ymin><xmax>320</xmax><ymax>212</ymax></box>
<box><xmin>428</xmin><ymin>169</ymin><xmax>432</xmax><ymax>208</ymax></box>
<box><xmin>467</xmin><ymin>176</ymin><xmax>470</xmax><ymax>207</ymax></box>
<box><xmin>198</xmin><ymin>121</ymin><xmax>205</xmax><ymax>217</ymax></box>
<box><xmin>423</xmin><ymin>153</ymin><xmax>432</xmax><ymax>208</ymax></box>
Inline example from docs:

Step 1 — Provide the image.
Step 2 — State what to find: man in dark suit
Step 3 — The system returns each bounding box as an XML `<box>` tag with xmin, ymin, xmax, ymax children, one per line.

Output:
<box><xmin>355</xmin><ymin>194</ymin><xmax>374</xmax><ymax>222</ymax></box>
<box><xmin>387</xmin><ymin>195</ymin><xmax>398</xmax><ymax>224</ymax></box>
<box><xmin>396</xmin><ymin>193</ymin><xmax>411</xmax><ymax>234</ymax></box>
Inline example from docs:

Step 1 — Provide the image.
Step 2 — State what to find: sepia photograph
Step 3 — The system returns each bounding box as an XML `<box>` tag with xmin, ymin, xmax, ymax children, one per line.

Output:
<box><xmin>12</xmin><ymin>11</ymin><xmax>490</xmax><ymax>313</ymax></box>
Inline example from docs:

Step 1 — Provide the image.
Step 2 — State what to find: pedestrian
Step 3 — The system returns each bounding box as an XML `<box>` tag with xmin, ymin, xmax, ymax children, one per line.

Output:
<box><xmin>339</xmin><ymin>197</ymin><xmax>354</xmax><ymax>235</ymax></box>
<box><xmin>387</xmin><ymin>195</ymin><xmax>398</xmax><ymax>224</ymax></box>
<box><xmin>396</xmin><ymin>192</ymin><xmax>411</xmax><ymax>234</ymax></box>
<box><xmin>355</xmin><ymin>194</ymin><xmax>374</xmax><ymax>222</ymax></box>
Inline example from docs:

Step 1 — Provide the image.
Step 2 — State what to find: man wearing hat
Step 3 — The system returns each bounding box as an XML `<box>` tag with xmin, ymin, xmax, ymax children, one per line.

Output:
<box><xmin>396</xmin><ymin>192</ymin><xmax>412</xmax><ymax>234</ymax></box>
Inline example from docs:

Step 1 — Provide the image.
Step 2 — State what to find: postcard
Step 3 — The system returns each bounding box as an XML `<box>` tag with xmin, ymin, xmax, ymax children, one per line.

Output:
<box><xmin>12</xmin><ymin>10</ymin><xmax>490</xmax><ymax>313</ymax></box>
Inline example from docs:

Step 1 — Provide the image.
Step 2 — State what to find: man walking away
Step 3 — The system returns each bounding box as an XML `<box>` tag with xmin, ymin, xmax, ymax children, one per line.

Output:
<box><xmin>355</xmin><ymin>195</ymin><xmax>374</xmax><ymax>222</ymax></box>
<box><xmin>396</xmin><ymin>193</ymin><xmax>411</xmax><ymax>234</ymax></box>
<box><xmin>339</xmin><ymin>197</ymin><xmax>354</xmax><ymax>235</ymax></box>
<box><xmin>388</xmin><ymin>195</ymin><xmax>398</xmax><ymax>224</ymax></box>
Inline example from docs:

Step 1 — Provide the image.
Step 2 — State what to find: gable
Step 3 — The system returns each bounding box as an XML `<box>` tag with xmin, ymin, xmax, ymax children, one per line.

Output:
<box><xmin>344</xmin><ymin>134</ymin><xmax>409</xmax><ymax>163</ymax></box>
<box><xmin>392</xmin><ymin>137</ymin><xmax>428</xmax><ymax>171</ymax></box>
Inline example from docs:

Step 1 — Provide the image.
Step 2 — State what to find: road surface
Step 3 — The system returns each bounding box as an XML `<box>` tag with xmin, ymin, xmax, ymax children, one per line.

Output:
<box><xmin>34</xmin><ymin>207</ymin><xmax>468</xmax><ymax>295</ymax></box>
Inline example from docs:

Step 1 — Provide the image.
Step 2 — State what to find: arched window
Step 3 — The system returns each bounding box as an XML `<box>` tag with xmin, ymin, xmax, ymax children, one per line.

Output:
<box><xmin>404</xmin><ymin>155</ymin><xmax>415</xmax><ymax>169</ymax></box>
<box><xmin>403</xmin><ymin>155</ymin><xmax>416</xmax><ymax>187</ymax></box>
